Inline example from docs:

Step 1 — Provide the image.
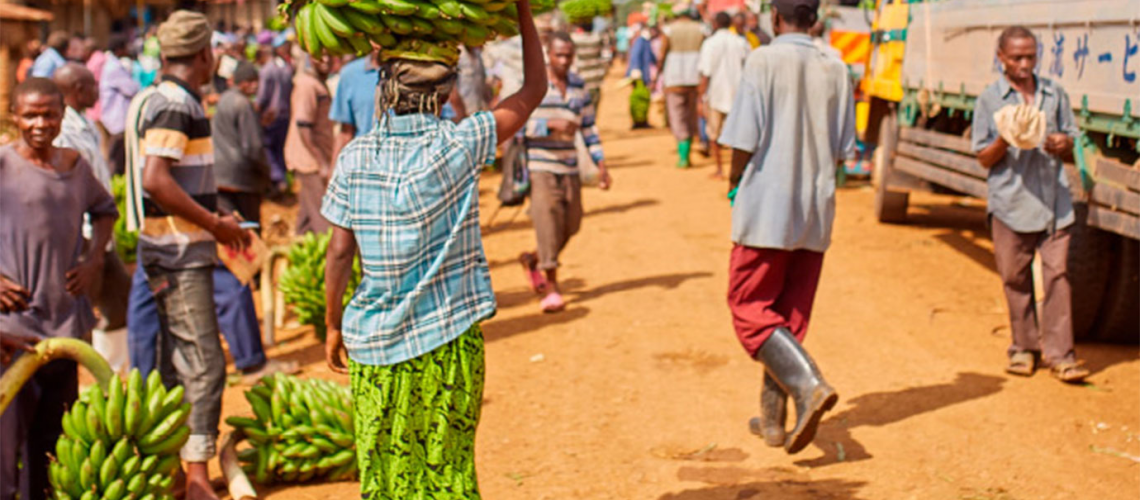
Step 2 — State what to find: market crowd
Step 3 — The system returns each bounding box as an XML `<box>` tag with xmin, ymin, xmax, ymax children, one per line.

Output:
<box><xmin>1</xmin><ymin>0</ymin><xmax>1091</xmax><ymax>498</ymax></box>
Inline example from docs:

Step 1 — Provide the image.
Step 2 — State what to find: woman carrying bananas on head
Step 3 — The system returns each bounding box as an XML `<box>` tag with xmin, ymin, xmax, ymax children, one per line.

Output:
<box><xmin>319</xmin><ymin>0</ymin><xmax>547</xmax><ymax>497</ymax></box>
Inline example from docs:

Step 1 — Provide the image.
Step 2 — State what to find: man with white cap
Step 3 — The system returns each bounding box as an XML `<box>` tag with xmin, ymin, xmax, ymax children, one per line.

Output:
<box><xmin>126</xmin><ymin>10</ymin><xmax>249</xmax><ymax>499</ymax></box>
<box><xmin>717</xmin><ymin>0</ymin><xmax>854</xmax><ymax>455</ymax></box>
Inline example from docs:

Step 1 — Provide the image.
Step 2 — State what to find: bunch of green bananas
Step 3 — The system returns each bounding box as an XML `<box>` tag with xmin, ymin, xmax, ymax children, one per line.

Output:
<box><xmin>226</xmin><ymin>373</ymin><xmax>357</xmax><ymax>484</ymax></box>
<box><xmin>529</xmin><ymin>0</ymin><xmax>554</xmax><ymax>14</ymax></box>
<box><xmin>559</xmin><ymin>0</ymin><xmax>612</xmax><ymax>24</ymax></box>
<box><xmin>110</xmin><ymin>175</ymin><xmax>138</xmax><ymax>265</ymax></box>
<box><xmin>277</xmin><ymin>229</ymin><xmax>360</xmax><ymax>341</ymax></box>
<box><xmin>50</xmin><ymin>369</ymin><xmax>189</xmax><ymax>500</ymax></box>
<box><xmin>283</xmin><ymin>0</ymin><xmax>524</xmax><ymax>65</ymax></box>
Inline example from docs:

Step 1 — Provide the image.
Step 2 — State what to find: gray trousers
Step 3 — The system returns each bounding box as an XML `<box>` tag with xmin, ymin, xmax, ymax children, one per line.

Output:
<box><xmin>664</xmin><ymin>87</ymin><xmax>699</xmax><ymax>142</ymax></box>
<box><xmin>0</xmin><ymin>359</ymin><xmax>77</xmax><ymax>500</ymax></box>
<box><xmin>529</xmin><ymin>171</ymin><xmax>583</xmax><ymax>271</ymax></box>
<box><xmin>991</xmin><ymin>218</ymin><xmax>1076</xmax><ymax>365</ymax></box>
<box><xmin>143</xmin><ymin>266</ymin><xmax>226</xmax><ymax>461</ymax></box>
<box><xmin>295</xmin><ymin>172</ymin><xmax>330</xmax><ymax>235</ymax></box>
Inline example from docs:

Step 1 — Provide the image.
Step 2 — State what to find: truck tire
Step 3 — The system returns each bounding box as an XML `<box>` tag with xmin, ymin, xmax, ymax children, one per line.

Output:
<box><xmin>873</xmin><ymin>111</ymin><xmax>909</xmax><ymax>223</ymax></box>
<box><xmin>1066</xmin><ymin>202</ymin><xmax>1113</xmax><ymax>342</ymax></box>
<box><xmin>1091</xmin><ymin>237</ymin><xmax>1139</xmax><ymax>344</ymax></box>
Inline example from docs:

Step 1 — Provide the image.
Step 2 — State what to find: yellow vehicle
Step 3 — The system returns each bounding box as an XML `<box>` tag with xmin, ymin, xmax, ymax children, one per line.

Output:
<box><xmin>859</xmin><ymin>0</ymin><xmax>1139</xmax><ymax>342</ymax></box>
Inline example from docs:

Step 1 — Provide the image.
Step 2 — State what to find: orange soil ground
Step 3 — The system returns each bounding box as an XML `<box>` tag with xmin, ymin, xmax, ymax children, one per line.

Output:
<box><xmin>211</xmin><ymin>73</ymin><xmax>1139</xmax><ymax>500</ymax></box>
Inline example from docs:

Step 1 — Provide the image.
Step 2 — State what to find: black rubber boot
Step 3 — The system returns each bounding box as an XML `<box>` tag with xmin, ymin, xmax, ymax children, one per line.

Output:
<box><xmin>754</xmin><ymin>327</ymin><xmax>838</xmax><ymax>454</ymax></box>
<box><xmin>748</xmin><ymin>372</ymin><xmax>787</xmax><ymax>447</ymax></box>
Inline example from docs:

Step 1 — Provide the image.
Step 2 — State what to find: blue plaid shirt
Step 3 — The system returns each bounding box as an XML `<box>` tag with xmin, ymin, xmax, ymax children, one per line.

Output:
<box><xmin>320</xmin><ymin>111</ymin><xmax>498</xmax><ymax>366</ymax></box>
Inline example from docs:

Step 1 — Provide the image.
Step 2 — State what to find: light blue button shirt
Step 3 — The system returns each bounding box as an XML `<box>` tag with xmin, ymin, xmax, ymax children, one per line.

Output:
<box><xmin>971</xmin><ymin>76</ymin><xmax>1077</xmax><ymax>233</ymax></box>
<box><xmin>718</xmin><ymin>34</ymin><xmax>857</xmax><ymax>252</ymax></box>
<box><xmin>31</xmin><ymin>48</ymin><xmax>66</xmax><ymax>78</ymax></box>
<box><xmin>329</xmin><ymin>57</ymin><xmax>380</xmax><ymax>137</ymax></box>
<box><xmin>321</xmin><ymin>111</ymin><xmax>498</xmax><ymax>366</ymax></box>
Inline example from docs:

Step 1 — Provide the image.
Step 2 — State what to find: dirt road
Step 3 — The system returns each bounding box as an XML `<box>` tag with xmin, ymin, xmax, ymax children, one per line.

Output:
<box><xmin>230</xmin><ymin>76</ymin><xmax>1140</xmax><ymax>500</ymax></box>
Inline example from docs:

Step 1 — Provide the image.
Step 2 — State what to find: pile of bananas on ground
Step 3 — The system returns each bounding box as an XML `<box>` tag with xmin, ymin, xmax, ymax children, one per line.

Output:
<box><xmin>227</xmin><ymin>374</ymin><xmax>357</xmax><ymax>484</ymax></box>
<box><xmin>50</xmin><ymin>370</ymin><xmax>189</xmax><ymax>500</ymax></box>
<box><xmin>278</xmin><ymin>229</ymin><xmax>360</xmax><ymax>341</ymax></box>
<box><xmin>284</xmin><ymin>0</ymin><xmax>526</xmax><ymax>65</ymax></box>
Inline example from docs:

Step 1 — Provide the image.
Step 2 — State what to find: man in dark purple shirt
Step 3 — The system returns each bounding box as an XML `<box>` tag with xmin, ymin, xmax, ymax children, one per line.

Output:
<box><xmin>256</xmin><ymin>38</ymin><xmax>293</xmax><ymax>197</ymax></box>
<box><xmin>0</xmin><ymin>77</ymin><xmax>118</xmax><ymax>500</ymax></box>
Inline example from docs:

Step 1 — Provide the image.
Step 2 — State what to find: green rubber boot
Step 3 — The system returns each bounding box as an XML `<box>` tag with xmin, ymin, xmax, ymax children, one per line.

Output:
<box><xmin>676</xmin><ymin>138</ymin><xmax>692</xmax><ymax>168</ymax></box>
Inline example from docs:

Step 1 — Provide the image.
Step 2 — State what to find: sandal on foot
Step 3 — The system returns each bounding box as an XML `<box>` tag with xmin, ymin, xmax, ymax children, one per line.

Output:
<box><xmin>1005</xmin><ymin>351</ymin><xmax>1036</xmax><ymax>377</ymax></box>
<box><xmin>540</xmin><ymin>292</ymin><xmax>566</xmax><ymax>313</ymax></box>
<box><xmin>1051</xmin><ymin>360</ymin><xmax>1089</xmax><ymax>384</ymax></box>
<box><xmin>519</xmin><ymin>252</ymin><xmax>547</xmax><ymax>294</ymax></box>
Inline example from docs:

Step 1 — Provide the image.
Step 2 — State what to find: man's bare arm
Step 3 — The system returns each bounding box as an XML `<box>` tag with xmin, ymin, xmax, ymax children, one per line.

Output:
<box><xmin>729</xmin><ymin>149</ymin><xmax>751</xmax><ymax>192</ymax></box>
<box><xmin>142</xmin><ymin>155</ymin><xmax>248</xmax><ymax>248</ymax></box>
<box><xmin>492</xmin><ymin>0</ymin><xmax>548</xmax><ymax>143</ymax></box>
<box><xmin>976</xmin><ymin>137</ymin><xmax>1008</xmax><ymax>169</ymax></box>
<box><xmin>331</xmin><ymin>124</ymin><xmax>355</xmax><ymax>169</ymax></box>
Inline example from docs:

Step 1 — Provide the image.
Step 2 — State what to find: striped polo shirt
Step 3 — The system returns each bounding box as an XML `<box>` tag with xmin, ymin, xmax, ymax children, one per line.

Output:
<box><xmin>134</xmin><ymin>75</ymin><xmax>218</xmax><ymax>269</ymax></box>
<box><xmin>570</xmin><ymin>31</ymin><xmax>607</xmax><ymax>96</ymax></box>
<box><xmin>523</xmin><ymin>73</ymin><xmax>605</xmax><ymax>175</ymax></box>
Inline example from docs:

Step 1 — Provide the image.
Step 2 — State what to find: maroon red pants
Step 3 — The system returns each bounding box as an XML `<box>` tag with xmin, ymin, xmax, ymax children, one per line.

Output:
<box><xmin>728</xmin><ymin>245</ymin><xmax>825</xmax><ymax>357</ymax></box>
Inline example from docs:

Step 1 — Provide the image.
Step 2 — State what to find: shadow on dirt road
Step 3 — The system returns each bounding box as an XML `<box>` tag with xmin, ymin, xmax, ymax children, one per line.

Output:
<box><xmin>796</xmin><ymin>372</ymin><xmax>1005</xmax><ymax>468</ymax></box>
<box><xmin>661</xmin><ymin>466</ymin><xmax>869</xmax><ymax>500</ymax></box>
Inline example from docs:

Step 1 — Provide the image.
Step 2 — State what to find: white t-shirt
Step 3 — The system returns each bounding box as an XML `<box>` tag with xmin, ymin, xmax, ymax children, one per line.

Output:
<box><xmin>698</xmin><ymin>29</ymin><xmax>752</xmax><ymax>114</ymax></box>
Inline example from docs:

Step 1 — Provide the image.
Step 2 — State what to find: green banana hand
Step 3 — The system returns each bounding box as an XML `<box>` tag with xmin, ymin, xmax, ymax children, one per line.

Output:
<box><xmin>124</xmin><ymin>369</ymin><xmax>144</xmax><ymax>437</ymax></box>
<box><xmin>378</xmin><ymin>0</ymin><xmax>419</xmax><ymax>15</ymax></box>
<box><xmin>340</xmin><ymin>7</ymin><xmax>386</xmax><ymax>34</ymax></box>
<box><xmin>314</xmin><ymin>3</ymin><xmax>354</xmax><ymax>37</ymax></box>
<box><xmin>310</xmin><ymin>5</ymin><xmax>345</xmax><ymax>56</ymax></box>
<box><xmin>298</xmin><ymin>4</ymin><xmax>323</xmax><ymax>58</ymax></box>
<box><xmin>105</xmin><ymin>377</ymin><xmax>124</xmax><ymax>440</ymax></box>
<box><xmin>345</xmin><ymin>33</ymin><xmax>373</xmax><ymax>56</ymax></box>
<box><xmin>347</xmin><ymin>0</ymin><xmax>385</xmax><ymax>14</ymax></box>
<box><xmin>139</xmin><ymin>402</ymin><xmax>190</xmax><ymax>447</ymax></box>
<box><xmin>138</xmin><ymin>425</ymin><xmax>191</xmax><ymax>456</ymax></box>
<box><xmin>99</xmin><ymin>453</ymin><xmax>119</xmax><ymax>490</ymax></box>
<box><xmin>380</xmin><ymin>15</ymin><xmax>414</xmax><ymax>35</ymax></box>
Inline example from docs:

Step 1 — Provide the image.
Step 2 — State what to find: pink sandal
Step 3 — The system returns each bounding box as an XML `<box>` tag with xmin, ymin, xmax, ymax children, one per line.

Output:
<box><xmin>519</xmin><ymin>252</ymin><xmax>547</xmax><ymax>294</ymax></box>
<box><xmin>540</xmin><ymin>292</ymin><xmax>566</xmax><ymax>313</ymax></box>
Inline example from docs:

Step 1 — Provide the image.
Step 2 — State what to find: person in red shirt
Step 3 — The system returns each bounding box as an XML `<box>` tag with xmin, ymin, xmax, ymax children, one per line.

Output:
<box><xmin>15</xmin><ymin>40</ymin><xmax>42</xmax><ymax>84</ymax></box>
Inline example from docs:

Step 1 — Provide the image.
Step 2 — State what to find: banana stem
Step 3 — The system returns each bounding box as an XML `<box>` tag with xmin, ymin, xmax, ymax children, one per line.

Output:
<box><xmin>260</xmin><ymin>245</ymin><xmax>291</xmax><ymax>348</ymax></box>
<box><xmin>0</xmin><ymin>338</ymin><xmax>114</xmax><ymax>415</ymax></box>
<box><xmin>220</xmin><ymin>430</ymin><xmax>258</xmax><ymax>500</ymax></box>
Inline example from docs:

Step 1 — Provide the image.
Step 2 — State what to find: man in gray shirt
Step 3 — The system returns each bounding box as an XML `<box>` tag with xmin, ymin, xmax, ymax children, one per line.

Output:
<box><xmin>213</xmin><ymin>61</ymin><xmax>270</xmax><ymax>223</ymax></box>
<box><xmin>972</xmin><ymin>26</ymin><xmax>1087</xmax><ymax>383</ymax></box>
<box><xmin>717</xmin><ymin>0</ymin><xmax>853</xmax><ymax>455</ymax></box>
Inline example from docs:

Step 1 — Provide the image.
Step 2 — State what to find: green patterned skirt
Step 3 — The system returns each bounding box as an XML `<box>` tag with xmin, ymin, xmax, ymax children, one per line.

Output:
<box><xmin>349</xmin><ymin>325</ymin><xmax>485</xmax><ymax>499</ymax></box>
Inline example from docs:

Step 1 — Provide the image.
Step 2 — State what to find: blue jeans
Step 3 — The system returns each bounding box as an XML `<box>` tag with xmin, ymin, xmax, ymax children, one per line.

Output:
<box><xmin>128</xmin><ymin>265</ymin><xmax>266</xmax><ymax>376</ymax></box>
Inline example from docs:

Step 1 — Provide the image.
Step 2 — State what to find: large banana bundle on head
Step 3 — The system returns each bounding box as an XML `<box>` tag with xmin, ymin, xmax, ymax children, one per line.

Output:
<box><xmin>50</xmin><ymin>369</ymin><xmax>189</xmax><ymax>500</ymax></box>
<box><xmin>283</xmin><ymin>0</ymin><xmax>526</xmax><ymax>66</ymax></box>
<box><xmin>226</xmin><ymin>373</ymin><xmax>357</xmax><ymax>484</ymax></box>
<box><xmin>559</xmin><ymin>0</ymin><xmax>611</xmax><ymax>24</ymax></box>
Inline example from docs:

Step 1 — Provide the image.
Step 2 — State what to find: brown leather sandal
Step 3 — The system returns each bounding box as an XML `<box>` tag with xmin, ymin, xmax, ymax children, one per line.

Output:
<box><xmin>1051</xmin><ymin>361</ymin><xmax>1090</xmax><ymax>383</ymax></box>
<box><xmin>1005</xmin><ymin>351</ymin><xmax>1036</xmax><ymax>376</ymax></box>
